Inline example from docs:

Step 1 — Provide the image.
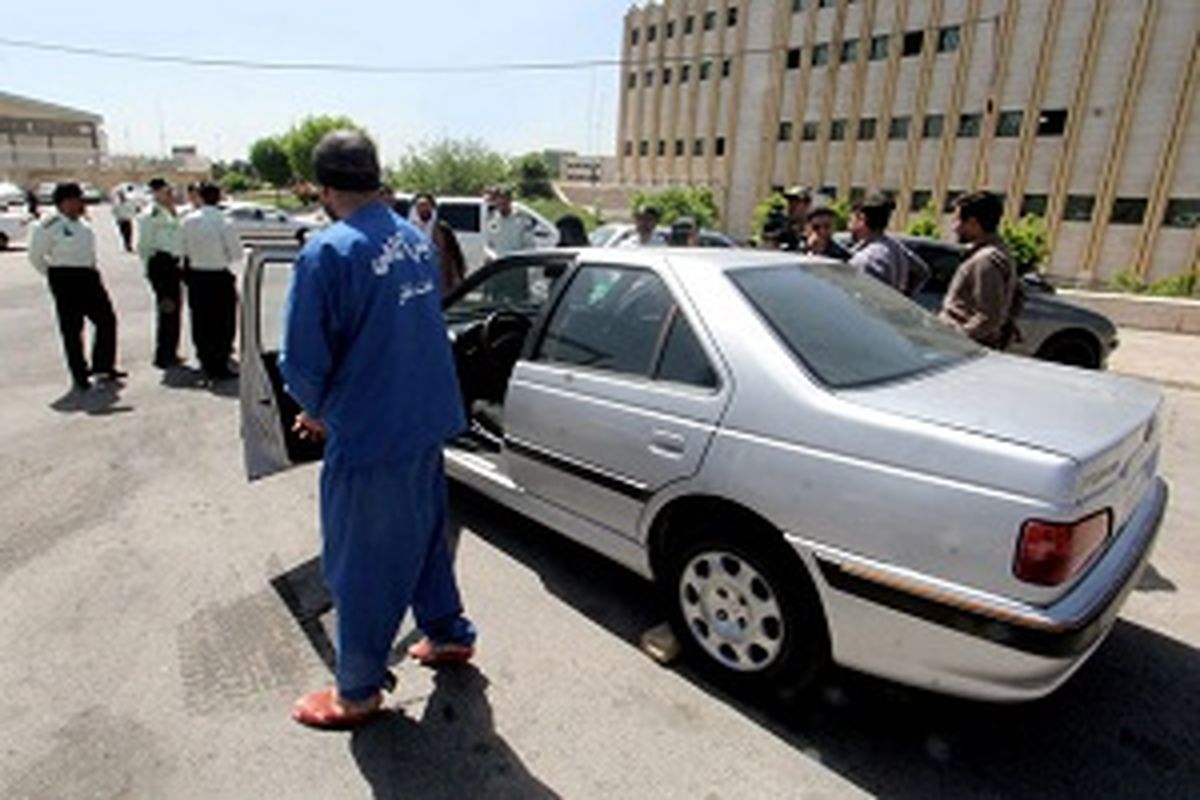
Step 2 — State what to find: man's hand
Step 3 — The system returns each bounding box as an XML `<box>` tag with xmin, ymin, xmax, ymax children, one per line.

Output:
<box><xmin>293</xmin><ymin>412</ymin><xmax>327</xmax><ymax>442</ymax></box>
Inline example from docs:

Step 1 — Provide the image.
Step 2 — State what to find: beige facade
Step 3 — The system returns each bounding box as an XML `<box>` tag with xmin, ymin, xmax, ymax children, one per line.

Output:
<box><xmin>0</xmin><ymin>91</ymin><xmax>104</xmax><ymax>183</ymax></box>
<box><xmin>617</xmin><ymin>0</ymin><xmax>1199</xmax><ymax>284</ymax></box>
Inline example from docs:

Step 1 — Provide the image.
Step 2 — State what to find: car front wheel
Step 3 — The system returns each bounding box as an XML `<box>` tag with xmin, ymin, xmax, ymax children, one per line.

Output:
<box><xmin>1036</xmin><ymin>331</ymin><xmax>1101</xmax><ymax>369</ymax></box>
<box><xmin>665</xmin><ymin>529</ymin><xmax>829</xmax><ymax>695</ymax></box>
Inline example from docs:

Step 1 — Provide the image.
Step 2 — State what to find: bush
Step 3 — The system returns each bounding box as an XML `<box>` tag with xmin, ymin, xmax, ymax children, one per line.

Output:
<box><xmin>999</xmin><ymin>214</ymin><xmax>1049</xmax><ymax>275</ymax></box>
<box><xmin>249</xmin><ymin>136</ymin><xmax>293</xmax><ymax>190</ymax></box>
<box><xmin>752</xmin><ymin>193</ymin><xmax>787</xmax><ymax>238</ymax></box>
<box><xmin>282</xmin><ymin>116</ymin><xmax>370</xmax><ymax>183</ymax></box>
<box><xmin>1147</xmin><ymin>273</ymin><xmax>1197</xmax><ymax>297</ymax></box>
<box><xmin>220</xmin><ymin>172</ymin><xmax>256</xmax><ymax>194</ymax></box>
<box><xmin>511</xmin><ymin>153</ymin><xmax>555</xmax><ymax>200</ymax></box>
<box><xmin>826</xmin><ymin>198</ymin><xmax>851</xmax><ymax>231</ymax></box>
<box><xmin>630</xmin><ymin>186</ymin><xmax>720</xmax><ymax>228</ymax></box>
<box><xmin>905</xmin><ymin>202</ymin><xmax>941</xmax><ymax>239</ymax></box>
<box><xmin>1109</xmin><ymin>270</ymin><xmax>1147</xmax><ymax>294</ymax></box>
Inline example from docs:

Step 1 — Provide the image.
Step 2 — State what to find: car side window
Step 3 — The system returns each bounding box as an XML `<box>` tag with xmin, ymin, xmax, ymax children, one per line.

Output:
<box><xmin>538</xmin><ymin>265</ymin><xmax>716</xmax><ymax>388</ymax></box>
<box><xmin>439</xmin><ymin>202</ymin><xmax>482</xmax><ymax>234</ymax></box>
<box><xmin>446</xmin><ymin>260</ymin><xmax>562</xmax><ymax>320</ymax></box>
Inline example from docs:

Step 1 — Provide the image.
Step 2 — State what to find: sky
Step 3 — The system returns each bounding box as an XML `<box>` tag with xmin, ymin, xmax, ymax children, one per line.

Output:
<box><xmin>1</xmin><ymin>0</ymin><xmax>635</xmax><ymax>164</ymax></box>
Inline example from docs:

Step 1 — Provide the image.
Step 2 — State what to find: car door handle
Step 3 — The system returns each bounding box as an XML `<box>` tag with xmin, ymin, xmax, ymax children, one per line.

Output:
<box><xmin>649</xmin><ymin>429</ymin><xmax>686</xmax><ymax>457</ymax></box>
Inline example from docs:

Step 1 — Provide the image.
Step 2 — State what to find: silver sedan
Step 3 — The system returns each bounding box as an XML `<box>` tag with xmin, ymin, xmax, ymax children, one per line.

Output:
<box><xmin>241</xmin><ymin>246</ymin><xmax>1168</xmax><ymax>702</ymax></box>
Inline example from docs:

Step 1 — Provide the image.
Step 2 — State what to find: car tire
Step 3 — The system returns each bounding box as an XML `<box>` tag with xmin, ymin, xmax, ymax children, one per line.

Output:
<box><xmin>1036</xmin><ymin>331</ymin><xmax>1101</xmax><ymax>369</ymax></box>
<box><xmin>663</xmin><ymin>524</ymin><xmax>829</xmax><ymax>697</ymax></box>
<box><xmin>0</xmin><ymin>232</ymin><xmax>8</xmax><ymax>251</ymax></box>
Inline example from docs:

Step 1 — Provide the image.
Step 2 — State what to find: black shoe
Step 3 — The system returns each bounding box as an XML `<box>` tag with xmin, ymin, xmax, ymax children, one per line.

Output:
<box><xmin>73</xmin><ymin>377</ymin><xmax>91</xmax><ymax>392</ymax></box>
<box><xmin>153</xmin><ymin>356</ymin><xmax>183</xmax><ymax>369</ymax></box>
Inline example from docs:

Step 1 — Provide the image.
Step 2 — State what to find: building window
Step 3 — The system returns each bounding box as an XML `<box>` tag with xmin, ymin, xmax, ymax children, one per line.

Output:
<box><xmin>841</xmin><ymin>39</ymin><xmax>859</xmax><ymax>64</ymax></box>
<box><xmin>830</xmin><ymin>118</ymin><xmax>847</xmax><ymax>141</ymax></box>
<box><xmin>818</xmin><ymin>0</ymin><xmax>834</xmax><ymax>7</ymax></box>
<box><xmin>631</xmin><ymin>28</ymin><xmax>639</xmax><ymax>46</ymax></box>
<box><xmin>903</xmin><ymin>31</ymin><xmax>925</xmax><ymax>57</ymax></box>
<box><xmin>802</xmin><ymin>121</ymin><xmax>820</xmax><ymax>141</ymax></box>
<box><xmin>624</xmin><ymin>141</ymin><xmax>634</xmax><ymax>157</ymax></box>
<box><xmin>779</xmin><ymin>121</ymin><xmax>794</xmax><ymax>142</ymax></box>
<box><xmin>857</xmin><ymin>118</ymin><xmax>877</xmax><ymax>141</ymax></box>
<box><xmin>640</xmin><ymin>140</ymin><xmax>649</xmax><ymax>157</ymax></box>
<box><xmin>869</xmin><ymin>35</ymin><xmax>889</xmax><ymax>61</ymax></box>
<box><xmin>1110</xmin><ymin>197</ymin><xmax>1148</xmax><ymax>225</ymax></box>
<box><xmin>792</xmin><ymin>0</ymin><xmax>805</xmax><ymax>11</ymax></box>
<box><xmin>787</xmin><ymin>48</ymin><xmax>802</xmax><ymax>69</ymax></box>
<box><xmin>812</xmin><ymin>43</ymin><xmax>830</xmax><ymax>66</ymax></box>
<box><xmin>627</xmin><ymin>72</ymin><xmax>637</xmax><ymax>89</ymax></box>
<box><xmin>1063</xmin><ymin>195</ymin><xmax>1095</xmax><ymax>222</ymax></box>
<box><xmin>996</xmin><ymin>110</ymin><xmax>1023</xmax><ymax>138</ymax></box>
<box><xmin>943</xmin><ymin>190</ymin><xmax>963</xmax><ymax>213</ymax></box>
<box><xmin>704</xmin><ymin>11</ymin><xmax>717</xmax><ymax>30</ymax></box>
<box><xmin>923</xmin><ymin>114</ymin><xmax>944</xmax><ymax>138</ymax></box>
<box><xmin>728</xmin><ymin>7</ymin><xmax>738</xmax><ymax>27</ymax></box>
<box><xmin>820</xmin><ymin>185</ymin><xmax>838</xmax><ymax>199</ymax></box>
<box><xmin>1038</xmin><ymin>109</ymin><xmax>1068</xmax><ymax>136</ymax></box>
<box><xmin>957</xmin><ymin>113</ymin><xmax>982</xmax><ymax>138</ymax></box>
<box><xmin>645</xmin><ymin>70</ymin><xmax>654</xmax><ymax>87</ymax></box>
<box><xmin>657</xmin><ymin>140</ymin><xmax>666</xmax><ymax>157</ymax></box>
<box><xmin>648</xmin><ymin>25</ymin><xmax>657</xmax><ymax>43</ymax></box>
<box><xmin>937</xmin><ymin>26</ymin><xmax>961</xmax><ymax>53</ymax></box>
<box><xmin>1163</xmin><ymin>198</ymin><xmax>1200</xmax><ymax>228</ymax></box>
<box><xmin>675</xmin><ymin>140</ymin><xmax>686</xmax><ymax>157</ymax></box>
<box><xmin>681</xmin><ymin>64</ymin><xmax>691</xmax><ymax>82</ymax></box>
<box><xmin>722</xmin><ymin>58</ymin><xmax>732</xmax><ymax>78</ymax></box>
<box><xmin>685</xmin><ymin>15</ymin><xmax>695</xmax><ymax>35</ymax></box>
<box><xmin>715</xmin><ymin>137</ymin><xmax>727</xmax><ymax>157</ymax></box>
<box><xmin>888</xmin><ymin>116</ymin><xmax>911</xmax><ymax>140</ymax></box>
<box><xmin>694</xmin><ymin>139</ymin><xmax>705</xmax><ymax>156</ymax></box>
<box><xmin>700</xmin><ymin>61</ymin><xmax>713</xmax><ymax>80</ymax></box>
<box><xmin>910</xmin><ymin>190</ymin><xmax>933</xmax><ymax>212</ymax></box>
<box><xmin>667</xmin><ymin>20</ymin><xmax>675</xmax><ymax>38</ymax></box>
<box><xmin>663</xmin><ymin>67</ymin><xmax>673</xmax><ymax>85</ymax></box>
<box><xmin>1020</xmin><ymin>194</ymin><xmax>1048</xmax><ymax>217</ymax></box>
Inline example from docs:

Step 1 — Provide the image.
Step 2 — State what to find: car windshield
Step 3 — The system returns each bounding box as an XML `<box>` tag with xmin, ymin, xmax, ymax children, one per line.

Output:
<box><xmin>730</xmin><ymin>263</ymin><xmax>981</xmax><ymax>389</ymax></box>
<box><xmin>588</xmin><ymin>224</ymin><xmax>623</xmax><ymax>247</ymax></box>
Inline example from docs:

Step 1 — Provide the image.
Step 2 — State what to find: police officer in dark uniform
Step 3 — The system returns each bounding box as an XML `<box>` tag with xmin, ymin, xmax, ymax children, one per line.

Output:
<box><xmin>27</xmin><ymin>183</ymin><xmax>125</xmax><ymax>391</ymax></box>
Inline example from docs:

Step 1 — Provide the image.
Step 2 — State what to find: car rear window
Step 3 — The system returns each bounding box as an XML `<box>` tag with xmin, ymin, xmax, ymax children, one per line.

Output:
<box><xmin>731</xmin><ymin>263</ymin><xmax>980</xmax><ymax>388</ymax></box>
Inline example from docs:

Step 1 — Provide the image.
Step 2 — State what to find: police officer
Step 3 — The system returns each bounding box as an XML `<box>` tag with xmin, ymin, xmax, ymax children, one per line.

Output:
<box><xmin>283</xmin><ymin>130</ymin><xmax>475</xmax><ymax>730</ymax></box>
<box><xmin>181</xmin><ymin>182</ymin><xmax>241</xmax><ymax>380</ymax></box>
<box><xmin>137</xmin><ymin>178</ymin><xmax>184</xmax><ymax>368</ymax></box>
<box><xmin>27</xmin><ymin>183</ymin><xmax>125</xmax><ymax>391</ymax></box>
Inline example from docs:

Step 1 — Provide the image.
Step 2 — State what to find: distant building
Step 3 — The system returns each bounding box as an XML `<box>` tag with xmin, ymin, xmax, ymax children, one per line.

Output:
<box><xmin>561</xmin><ymin>155</ymin><xmax>618</xmax><ymax>184</ymax></box>
<box><xmin>0</xmin><ymin>91</ymin><xmax>104</xmax><ymax>182</ymax></box>
<box><xmin>617</xmin><ymin>0</ymin><xmax>1198</xmax><ymax>284</ymax></box>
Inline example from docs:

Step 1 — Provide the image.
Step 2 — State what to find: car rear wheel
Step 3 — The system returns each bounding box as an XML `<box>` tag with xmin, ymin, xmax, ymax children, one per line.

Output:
<box><xmin>1036</xmin><ymin>331</ymin><xmax>1101</xmax><ymax>369</ymax></box>
<box><xmin>665</xmin><ymin>528</ymin><xmax>829</xmax><ymax>695</ymax></box>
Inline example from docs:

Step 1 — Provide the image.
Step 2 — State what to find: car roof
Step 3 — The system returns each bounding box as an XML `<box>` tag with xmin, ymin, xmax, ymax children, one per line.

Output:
<box><xmin>515</xmin><ymin>246</ymin><xmax>824</xmax><ymax>274</ymax></box>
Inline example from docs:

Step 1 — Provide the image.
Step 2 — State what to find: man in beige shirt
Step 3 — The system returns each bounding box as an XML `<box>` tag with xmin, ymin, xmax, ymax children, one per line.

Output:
<box><xmin>940</xmin><ymin>191</ymin><xmax>1023</xmax><ymax>350</ymax></box>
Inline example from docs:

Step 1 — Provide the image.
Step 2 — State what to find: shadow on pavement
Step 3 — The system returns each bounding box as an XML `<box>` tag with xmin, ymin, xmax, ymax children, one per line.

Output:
<box><xmin>49</xmin><ymin>381</ymin><xmax>133</xmax><ymax>416</ymax></box>
<box><xmin>159</xmin><ymin>364</ymin><xmax>239</xmax><ymax>398</ymax></box>
<box><xmin>351</xmin><ymin>665</ymin><xmax>560</xmax><ymax>800</ymax></box>
<box><xmin>448</xmin><ymin>483</ymin><xmax>1200</xmax><ymax>798</ymax></box>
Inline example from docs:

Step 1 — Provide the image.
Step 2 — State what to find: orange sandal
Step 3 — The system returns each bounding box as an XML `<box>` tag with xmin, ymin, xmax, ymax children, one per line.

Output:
<box><xmin>292</xmin><ymin>688</ymin><xmax>384</xmax><ymax>730</ymax></box>
<box><xmin>407</xmin><ymin>637</ymin><xmax>475</xmax><ymax>667</ymax></box>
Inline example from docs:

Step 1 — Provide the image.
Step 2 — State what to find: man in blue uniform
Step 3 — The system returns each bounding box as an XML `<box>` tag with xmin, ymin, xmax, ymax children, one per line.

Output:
<box><xmin>282</xmin><ymin>130</ymin><xmax>475</xmax><ymax>730</ymax></box>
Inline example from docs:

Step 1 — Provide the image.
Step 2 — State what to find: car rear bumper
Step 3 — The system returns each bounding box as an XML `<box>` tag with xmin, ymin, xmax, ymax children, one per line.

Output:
<box><xmin>795</xmin><ymin>477</ymin><xmax>1168</xmax><ymax>701</ymax></box>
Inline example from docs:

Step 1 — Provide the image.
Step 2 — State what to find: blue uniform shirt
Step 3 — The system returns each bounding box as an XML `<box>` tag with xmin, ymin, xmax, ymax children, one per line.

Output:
<box><xmin>280</xmin><ymin>202</ymin><xmax>465</xmax><ymax>468</ymax></box>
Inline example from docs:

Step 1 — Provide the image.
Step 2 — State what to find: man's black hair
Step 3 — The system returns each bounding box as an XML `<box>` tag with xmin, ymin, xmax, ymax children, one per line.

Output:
<box><xmin>198</xmin><ymin>182</ymin><xmax>221</xmax><ymax>205</ymax></box>
<box><xmin>806</xmin><ymin>206</ymin><xmax>838</xmax><ymax>222</ymax></box>
<box><xmin>853</xmin><ymin>192</ymin><xmax>896</xmax><ymax>232</ymax></box>
<box><xmin>413</xmin><ymin>192</ymin><xmax>438</xmax><ymax>208</ymax></box>
<box><xmin>52</xmin><ymin>182</ymin><xmax>83</xmax><ymax>205</ymax></box>
<box><xmin>954</xmin><ymin>191</ymin><xmax>1004</xmax><ymax>233</ymax></box>
<box><xmin>148</xmin><ymin>177</ymin><xmax>169</xmax><ymax>191</ymax></box>
<box><xmin>312</xmin><ymin>130</ymin><xmax>382</xmax><ymax>192</ymax></box>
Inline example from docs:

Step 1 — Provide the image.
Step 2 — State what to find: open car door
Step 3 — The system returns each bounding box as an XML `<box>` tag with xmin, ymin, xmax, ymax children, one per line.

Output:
<box><xmin>240</xmin><ymin>244</ymin><xmax>325</xmax><ymax>480</ymax></box>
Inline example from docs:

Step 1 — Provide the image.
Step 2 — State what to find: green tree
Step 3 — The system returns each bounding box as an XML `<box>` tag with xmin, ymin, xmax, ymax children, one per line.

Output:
<box><xmin>282</xmin><ymin>115</ymin><xmax>368</xmax><ymax>183</ymax></box>
<box><xmin>389</xmin><ymin>138</ymin><xmax>510</xmax><ymax>196</ymax></box>
<box><xmin>511</xmin><ymin>152</ymin><xmax>555</xmax><ymax>199</ymax></box>
<box><xmin>905</xmin><ymin>202</ymin><xmax>942</xmax><ymax>238</ymax></box>
<box><xmin>630</xmin><ymin>186</ymin><xmax>720</xmax><ymax>228</ymax></box>
<box><xmin>249</xmin><ymin>136</ymin><xmax>294</xmax><ymax>190</ymax></box>
<box><xmin>999</xmin><ymin>214</ymin><xmax>1050</xmax><ymax>275</ymax></box>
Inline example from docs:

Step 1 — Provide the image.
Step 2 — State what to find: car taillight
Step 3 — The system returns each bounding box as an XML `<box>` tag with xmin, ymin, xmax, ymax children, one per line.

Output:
<box><xmin>1014</xmin><ymin>510</ymin><xmax>1112</xmax><ymax>586</ymax></box>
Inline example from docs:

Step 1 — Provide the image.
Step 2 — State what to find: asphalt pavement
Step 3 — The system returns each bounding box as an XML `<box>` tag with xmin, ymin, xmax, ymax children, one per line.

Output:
<box><xmin>1</xmin><ymin>207</ymin><xmax>1197</xmax><ymax>798</ymax></box>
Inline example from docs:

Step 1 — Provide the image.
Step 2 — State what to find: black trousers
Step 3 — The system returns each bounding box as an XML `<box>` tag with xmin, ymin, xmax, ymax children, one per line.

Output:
<box><xmin>146</xmin><ymin>252</ymin><xmax>183</xmax><ymax>365</ymax></box>
<box><xmin>46</xmin><ymin>268</ymin><xmax>117</xmax><ymax>386</ymax></box>
<box><xmin>187</xmin><ymin>269</ymin><xmax>236</xmax><ymax>375</ymax></box>
<box><xmin>116</xmin><ymin>219</ymin><xmax>134</xmax><ymax>252</ymax></box>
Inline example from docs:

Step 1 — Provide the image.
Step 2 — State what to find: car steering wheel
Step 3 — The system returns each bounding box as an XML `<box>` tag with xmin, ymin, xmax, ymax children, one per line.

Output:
<box><xmin>481</xmin><ymin>310</ymin><xmax>532</xmax><ymax>369</ymax></box>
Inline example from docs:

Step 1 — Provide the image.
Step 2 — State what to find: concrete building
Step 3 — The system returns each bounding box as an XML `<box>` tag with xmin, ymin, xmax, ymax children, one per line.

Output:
<box><xmin>0</xmin><ymin>91</ymin><xmax>104</xmax><ymax>183</ymax></box>
<box><xmin>561</xmin><ymin>154</ymin><xmax>619</xmax><ymax>183</ymax></box>
<box><xmin>616</xmin><ymin>0</ymin><xmax>1198</xmax><ymax>284</ymax></box>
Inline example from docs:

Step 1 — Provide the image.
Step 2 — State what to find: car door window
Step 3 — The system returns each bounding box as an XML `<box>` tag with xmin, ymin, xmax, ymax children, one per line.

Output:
<box><xmin>446</xmin><ymin>260</ymin><xmax>563</xmax><ymax>321</ymax></box>
<box><xmin>439</xmin><ymin>202</ymin><xmax>482</xmax><ymax>234</ymax></box>
<box><xmin>538</xmin><ymin>266</ymin><xmax>715</xmax><ymax>385</ymax></box>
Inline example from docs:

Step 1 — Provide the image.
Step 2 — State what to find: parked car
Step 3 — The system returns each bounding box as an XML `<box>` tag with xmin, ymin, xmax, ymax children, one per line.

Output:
<box><xmin>80</xmin><ymin>183</ymin><xmax>103</xmax><ymax>204</ymax></box>
<box><xmin>240</xmin><ymin>246</ymin><xmax>1168</xmax><ymax>702</ymax></box>
<box><xmin>224</xmin><ymin>202</ymin><xmax>318</xmax><ymax>243</ymax></box>
<box><xmin>836</xmin><ymin>234</ymin><xmax>1120</xmax><ymax>369</ymax></box>
<box><xmin>34</xmin><ymin>182</ymin><xmax>57</xmax><ymax>205</ymax></box>
<box><xmin>589</xmin><ymin>223</ymin><xmax>738</xmax><ymax>249</ymax></box>
<box><xmin>0</xmin><ymin>181</ymin><xmax>25</xmax><ymax>208</ymax></box>
<box><xmin>0</xmin><ymin>208</ymin><xmax>31</xmax><ymax>250</ymax></box>
<box><xmin>390</xmin><ymin>194</ymin><xmax>559</xmax><ymax>272</ymax></box>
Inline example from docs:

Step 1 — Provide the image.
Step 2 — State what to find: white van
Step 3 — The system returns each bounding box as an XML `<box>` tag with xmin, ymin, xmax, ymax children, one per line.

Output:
<box><xmin>391</xmin><ymin>194</ymin><xmax>559</xmax><ymax>272</ymax></box>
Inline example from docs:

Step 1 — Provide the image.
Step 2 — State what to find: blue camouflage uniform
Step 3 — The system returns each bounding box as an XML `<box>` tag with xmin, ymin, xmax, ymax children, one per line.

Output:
<box><xmin>280</xmin><ymin>201</ymin><xmax>472</xmax><ymax>702</ymax></box>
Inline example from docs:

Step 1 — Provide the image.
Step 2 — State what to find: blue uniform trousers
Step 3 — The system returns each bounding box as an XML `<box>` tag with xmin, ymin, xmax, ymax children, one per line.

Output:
<box><xmin>320</xmin><ymin>445</ymin><xmax>475</xmax><ymax>702</ymax></box>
